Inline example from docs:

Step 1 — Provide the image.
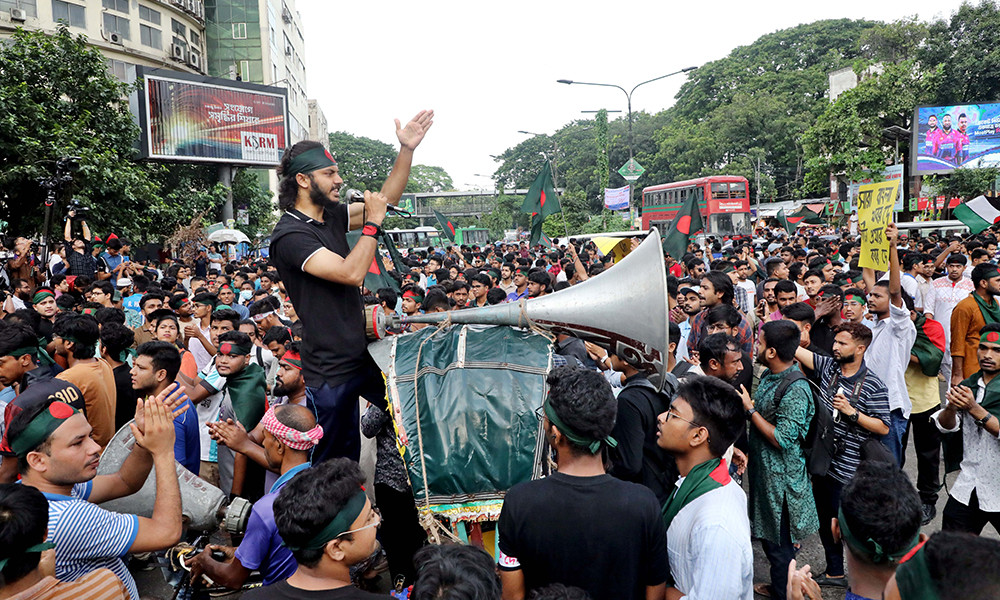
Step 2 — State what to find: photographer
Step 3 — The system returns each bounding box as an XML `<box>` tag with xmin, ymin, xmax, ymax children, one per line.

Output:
<box><xmin>63</xmin><ymin>209</ymin><xmax>97</xmax><ymax>279</ymax></box>
<box><xmin>5</xmin><ymin>237</ymin><xmax>41</xmax><ymax>293</ymax></box>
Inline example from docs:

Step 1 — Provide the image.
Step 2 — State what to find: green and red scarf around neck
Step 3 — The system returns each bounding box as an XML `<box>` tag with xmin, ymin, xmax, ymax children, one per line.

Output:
<box><xmin>224</xmin><ymin>362</ymin><xmax>268</xmax><ymax>429</ymax></box>
<box><xmin>661</xmin><ymin>457</ymin><xmax>730</xmax><ymax>585</ymax></box>
<box><xmin>973</xmin><ymin>290</ymin><xmax>1000</xmax><ymax>325</ymax></box>
<box><xmin>943</xmin><ymin>369</ymin><xmax>1000</xmax><ymax>473</ymax></box>
<box><xmin>661</xmin><ymin>457</ymin><xmax>730</xmax><ymax>530</ymax></box>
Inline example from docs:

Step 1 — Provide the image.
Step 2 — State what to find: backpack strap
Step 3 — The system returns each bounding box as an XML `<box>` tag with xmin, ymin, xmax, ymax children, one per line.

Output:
<box><xmin>773</xmin><ymin>369</ymin><xmax>809</xmax><ymax>409</ymax></box>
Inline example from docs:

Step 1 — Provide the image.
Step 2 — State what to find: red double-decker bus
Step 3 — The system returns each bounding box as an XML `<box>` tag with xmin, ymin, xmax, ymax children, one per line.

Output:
<box><xmin>641</xmin><ymin>175</ymin><xmax>752</xmax><ymax>238</ymax></box>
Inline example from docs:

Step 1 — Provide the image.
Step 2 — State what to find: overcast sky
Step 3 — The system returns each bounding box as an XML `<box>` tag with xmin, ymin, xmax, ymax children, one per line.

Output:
<box><xmin>297</xmin><ymin>0</ymin><xmax>966</xmax><ymax>192</ymax></box>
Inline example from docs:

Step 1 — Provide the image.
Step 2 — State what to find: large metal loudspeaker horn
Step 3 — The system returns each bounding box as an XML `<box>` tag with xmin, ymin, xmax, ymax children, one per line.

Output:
<box><xmin>405</xmin><ymin>229</ymin><xmax>670</xmax><ymax>385</ymax></box>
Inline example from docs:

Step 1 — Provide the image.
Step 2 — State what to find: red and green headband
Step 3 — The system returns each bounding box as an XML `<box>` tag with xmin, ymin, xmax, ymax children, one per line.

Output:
<box><xmin>32</xmin><ymin>289</ymin><xmax>55</xmax><ymax>304</ymax></box>
<box><xmin>281</xmin><ymin>350</ymin><xmax>303</xmax><ymax>371</ymax></box>
<box><xmin>402</xmin><ymin>290</ymin><xmax>424</xmax><ymax>302</ymax></box>
<box><xmin>845</xmin><ymin>294</ymin><xmax>866</xmax><ymax>305</ymax></box>
<box><xmin>981</xmin><ymin>331</ymin><xmax>1000</xmax><ymax>344</ymax></box>
<box><xmin>284</xmin><ymin>146</ymin><xmax>337</xmax><ymax>179</ymax></box>
<box><xmin>218</xmin><ymin>341</ymin><xmax>252</xmax><ymax>356</ymax></box>
<box><xmin>10</xmin><ymin>401</ymin><xmax>78</xmax><ymax>456</ymax></box>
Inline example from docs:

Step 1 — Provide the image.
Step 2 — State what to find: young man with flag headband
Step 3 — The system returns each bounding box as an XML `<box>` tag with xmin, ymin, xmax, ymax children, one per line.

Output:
<box><xmin>948</xmin><ymin>262</ymin><xmax>1000</xmax><ymax>385</ymax></box>
<box><xmin>497</xmin><ymin>367</ymin><xmax>668</xmax><ymax>600</ymax></box>
<box><xmin>884</xmin><ymin>531</ymin><xmax>1000</xmax><ymax>600</ymax></box>
<box><xmin>7</xmin><ymin>378</ymin><xmax>190</xmax><ymax>600</ymax></box>
<box><xmin>269</xmin><ymin>110</ymin><xmax>433</xmax><ymax>465</ymax></box>
<box><xmin>656</xmin><ymin>375</ymin><xmax>752</xmax><ymax>599</ymax></box>
<box><xmin>932</xmin><ymin>322</ymin><xmax>1000</xmax><ymax>535</ymax></box>
<box><xmin>242</xmin><ymin>458</ymin><xmax>383</xmax><ymax>600</ymax></box>
<box><xmin>190</xmin><ymin>403</ymin><xmax>321</xmax><ymax>590</ymax></box>
<box><xmin>214</xmin><ymin>330</ymin><xmax>268</xmax><ymax>501</ymax></box>
<box><xmin>504</xmin><ymin>267</ymin><xmax>529</xmax><ymax>302</ymax></box>
<box><xmin>924</xmin><ymin>252</ymin><xmax>973</xmax><ymax>384</ymax></box>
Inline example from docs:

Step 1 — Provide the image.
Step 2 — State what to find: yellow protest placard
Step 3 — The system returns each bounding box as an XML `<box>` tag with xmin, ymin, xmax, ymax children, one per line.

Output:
<box><xmin>856</xmin><ymin>180</ymin><xmax>899</xmax><ymax>270</ymax></box>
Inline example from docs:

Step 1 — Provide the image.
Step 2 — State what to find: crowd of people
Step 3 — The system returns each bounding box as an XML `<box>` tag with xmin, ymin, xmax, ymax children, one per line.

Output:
<box><xmin>1</xmin><ymin>119</ymin><xmax>999</xmax><ymax>600</ymax></box>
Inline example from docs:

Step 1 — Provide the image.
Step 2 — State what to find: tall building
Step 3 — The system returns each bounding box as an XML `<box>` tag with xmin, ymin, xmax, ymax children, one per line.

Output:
<box><xmin>308</xmin><ymin>98</ymin><xmax>328</xmax><ymax>149</ymax></box>
<box><xmin>204</xmin><ymin>0</ymin><xmax>309</xmax><ymax>145</ymax></box>
<box><xmin>0</xmin><ymin>0</ymin><xmax>206</xmax><ymax>82</ymax></box>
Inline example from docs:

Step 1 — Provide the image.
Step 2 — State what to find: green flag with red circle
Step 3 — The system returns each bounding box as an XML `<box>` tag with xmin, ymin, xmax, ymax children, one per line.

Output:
<box><xmin>662</xmin><ymin>192</ymin><xmax>704</xmax><ymax>260</ymax></box>
<box><xmin>434</xmin><ymin>210</ymin><xmax>457</xmax><ymax>242</ymax></box>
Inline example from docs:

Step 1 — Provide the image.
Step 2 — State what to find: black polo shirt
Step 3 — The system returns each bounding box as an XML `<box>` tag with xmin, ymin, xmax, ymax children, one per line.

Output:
<box><xmin>269</xmin><ymin>203</ymin><xmax>369</xmax><ymax>388</ymax></box>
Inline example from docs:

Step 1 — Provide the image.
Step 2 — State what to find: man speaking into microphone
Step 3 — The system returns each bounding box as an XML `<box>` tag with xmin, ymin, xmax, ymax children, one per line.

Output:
<box><xmin>269</xmin><ymin>110</ymin><xmax>433</xmax><ymax>463</ymax></box>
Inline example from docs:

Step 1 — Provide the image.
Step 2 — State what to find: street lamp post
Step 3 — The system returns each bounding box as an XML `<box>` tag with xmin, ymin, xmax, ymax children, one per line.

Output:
<box><xmin>557</xmin><ymin>67</ymin><xmax>697</xmax><ymax>214</ymax></box>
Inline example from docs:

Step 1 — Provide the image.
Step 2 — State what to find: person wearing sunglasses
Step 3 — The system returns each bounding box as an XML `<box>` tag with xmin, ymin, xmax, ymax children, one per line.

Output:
<box><xmin>656</xmin><ymin>375</ymin><xmax>753</xmax><ymax>599</ymax></box>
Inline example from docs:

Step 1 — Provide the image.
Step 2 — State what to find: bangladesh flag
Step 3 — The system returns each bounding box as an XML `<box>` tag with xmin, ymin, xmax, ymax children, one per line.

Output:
<box><xmin>789</xmin><ymin>205</ymin><xmax>824</xmax><ymax>225</ymax></box>
<box><xmin>662</xmin><ymin>192</ymin><xmax>704</xmax><ymax>260</ymax></box>
<box><xmin>434</xmin><ymin>210</ymin><xmax>457</xmax><ymax>242</ymax></box>
<box><xmin>777</xmin><ymin>208</ymin><xmax>804</xmax><ymax>234</ymax></box>
<box><xmin>521</xmin><ymin>162</ymin><xmax>560</xmax><ymax>247</ymax></box>
<box><xmin>953</xmin><ymin>195</ymin><xmax>1000</xmax><ymax>234</ymax></box>
<box><xmin>346</xmin><ymin>230</ymin><xmax>404</xmax><ymax>292</ymax></box>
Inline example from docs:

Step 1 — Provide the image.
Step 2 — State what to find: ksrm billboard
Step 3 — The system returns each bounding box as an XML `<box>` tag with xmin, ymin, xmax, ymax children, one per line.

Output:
<box><xmin>136</xmin><ymin>67</ymin><xmax>289</xmax><ymax>167</ymax></box>
<box><xmin>912</xmin><ymin>102</ymin><xmax>1000</xmax><ymax>175</ymax></box>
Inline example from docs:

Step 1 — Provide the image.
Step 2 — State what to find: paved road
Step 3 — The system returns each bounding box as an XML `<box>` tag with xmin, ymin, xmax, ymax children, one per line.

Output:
<box><xmin>132</xmin><ymin>428</ymin><xmax>998</xmax><ymax>600</ymax></box>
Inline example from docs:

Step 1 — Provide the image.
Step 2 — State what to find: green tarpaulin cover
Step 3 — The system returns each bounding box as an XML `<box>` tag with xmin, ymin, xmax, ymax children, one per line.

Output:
<box><xmin>387</xmin><ymin>324</ymin><xmax>552</xmax><ymax>519</ymax></box>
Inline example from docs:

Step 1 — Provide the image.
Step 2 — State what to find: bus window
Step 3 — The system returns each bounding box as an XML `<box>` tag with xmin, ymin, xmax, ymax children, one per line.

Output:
<box><xmin>730</xmin><ymin>182</ymin><xmax>747</xmax><ymax>198</ymax></box>
<box><xmin>709</xmin><ymin>213</ymin><xmax>751</xmax><ymax>236</ymax></box>
<box><xmin>711</xmin><ymin>183</ymin><xmax>729</xmax><ymax>199</ymax></box>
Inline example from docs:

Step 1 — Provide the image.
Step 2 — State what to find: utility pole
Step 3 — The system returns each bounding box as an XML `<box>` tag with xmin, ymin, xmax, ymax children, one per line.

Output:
<box><xmin>756</xmin><ymin>155</ymin><xmax>761</xmax><ymax>215</ymax></box>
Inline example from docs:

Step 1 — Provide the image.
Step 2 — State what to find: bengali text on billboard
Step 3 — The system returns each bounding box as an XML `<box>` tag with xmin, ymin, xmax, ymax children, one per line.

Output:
<box><xmin>139</xmin><ymin>69</ymin><xmax>288</xmax><ymax>166</ymax></box>
<box><xmin>913</xmin><ymin>102</ymin><xmax>1000</xmax><ymax>175</ymax></box>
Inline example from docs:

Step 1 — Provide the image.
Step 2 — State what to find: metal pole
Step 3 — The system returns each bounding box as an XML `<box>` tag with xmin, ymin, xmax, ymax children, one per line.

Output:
<box><xmin>219</xmin><ymin>165</ymin><xmax>234</xmax><ymax>224</ymax></box>
<box><xmin>41</xmin><ymin>189</ymin><xmax>54</xmax><ymax>266</ymax></box>
<box><xmin>548</xmin><ymin>144</ymin><xmax>569</xmax><ymax>238</ymax></box>
<box><xmin>756</xmin><ymin>156</ymin><xmax>761</xmax><ymax>215</ymax></box>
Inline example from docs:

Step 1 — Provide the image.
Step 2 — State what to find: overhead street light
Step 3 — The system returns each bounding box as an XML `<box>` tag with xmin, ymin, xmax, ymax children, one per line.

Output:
<box><xmin>557</xmin><ymin>66</ymin><xmax>697</xmax><ymax>211</ymax></box>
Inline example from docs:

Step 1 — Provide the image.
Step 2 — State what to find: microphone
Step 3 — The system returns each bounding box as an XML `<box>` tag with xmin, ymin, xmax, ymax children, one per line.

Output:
<box><xmin>342</xmin><ymin>188</ymin><xmax>412</xmax><ymax>217</ymax></box>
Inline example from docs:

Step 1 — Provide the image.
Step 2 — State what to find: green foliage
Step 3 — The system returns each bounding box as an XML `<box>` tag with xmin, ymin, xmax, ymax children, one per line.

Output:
<box><xmin>481</xmin><ymin>195</ymin><xmax>522</xmax><ymax>240</ymax></box>
<box><xmin>926</xmin><ymin>166</ymin><xmax>1000</xmax><ymax>201</ymax></box>
<box><xmin>0</xmin><ymin>25</ymin><xmax>156</xmax><ymax>239</ymax></box>
<box><xmin>919</xmin><ymin>1</ymin><xmax>1000</xmax><ymax>105</ymax></box>
<box><xmin>802</xmin><ymin>60</ymin><xmax>939</xmax><ymax>191</ymax></box>
<box><xmin>405</xmin><ymin>164</ymin><xmax>453</xmax><ymax>193</ymax></box>
<box><xmin>327</xmin><ymin>131</ymin><xmax>397</xmax><ymax>192</ymax></box>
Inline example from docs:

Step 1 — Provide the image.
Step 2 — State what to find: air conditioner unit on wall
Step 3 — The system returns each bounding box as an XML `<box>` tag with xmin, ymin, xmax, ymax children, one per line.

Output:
<box><xmin>109</xmin><ymin>32</ymin><xmax>123</xmax><ymax>44</ymax></box>
<box><xmin>188</xmin><ymin>53</ymin><xmax>201</xmax><ymax>70</ymax></box>
<box><xmin>284</xmin><ymin>46</ymin><xmax>292</xmax><ymax>57</ymax></box>
<box><xmin>171</xmin><ymin>43</ymin><xmax>186</xmax><ymax>61</ymax></box>
<box><xmin>9</xmin><ymin>7</ymin><xmax>26</xmax><ymax>21</ymax></box>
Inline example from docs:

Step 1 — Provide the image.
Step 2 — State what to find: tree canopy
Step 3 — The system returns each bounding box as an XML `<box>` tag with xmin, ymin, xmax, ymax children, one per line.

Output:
<box><xmin>0</xmin><ymin>26</ymin><xmax>274</xmax><ymax>242</ymax></box>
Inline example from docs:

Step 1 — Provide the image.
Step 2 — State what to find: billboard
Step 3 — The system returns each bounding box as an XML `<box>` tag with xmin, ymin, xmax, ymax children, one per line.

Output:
<box><xmin>913</xmin><ymin>102</ymin><xmax>1000</xmax><ymax>175</ymax></box>
<box><xmin>136</xmin><ymin>67</ymin><xmax>289</xmax><ymax>166</ymax></box>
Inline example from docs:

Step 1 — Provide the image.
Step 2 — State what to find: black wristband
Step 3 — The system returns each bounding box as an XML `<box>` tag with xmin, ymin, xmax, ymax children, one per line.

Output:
<box><xmin>361</xmin><ymin>221</ymin><xmax>382</xmax><ymax>238</ymax></box>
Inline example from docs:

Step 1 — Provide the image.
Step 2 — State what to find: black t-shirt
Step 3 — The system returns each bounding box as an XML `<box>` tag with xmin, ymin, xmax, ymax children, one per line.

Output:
<box><xmin>194</xmin><ymin>257</ymin><xmax>208</xmax><ymax>278</ymax></box>
<box><xmin>242</xmin><ymin>580</ymin><xmax>385</xmax><ymax>600</ymax></box>
<box><xmin>270</xmin><ymin>204</ymin><xmax>369</xmax><ymax>388</ymax></box>
<box><xmin>609</xmin><ymin>375</ymin><xmax>678</xmax><ymax>505</ymax></box>
<box><xmin>112</xmin><ymin>363</ymin><xmax>137</xmax><ymax>432</ymax></box>
<box><xmin>497</xmin><ymin>472</ymin><xmax>669</xmax><ymax>600</ymax></box>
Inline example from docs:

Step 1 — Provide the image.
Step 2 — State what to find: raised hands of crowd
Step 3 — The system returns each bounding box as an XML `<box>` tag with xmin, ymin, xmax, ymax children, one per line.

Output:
<box><xmin>133</xmin><ymin>382</ymin><xmax>190</xmax><ymax>435</ymax></box>
<box><xmin>813</xmin><ymin>295</ymin><xmax>842</xmax><ymax>321</ymax></box>
<box><xmin>670</xmin><ymin>305</ymin><xmax>687</xmax><ymax>324</ymax></box>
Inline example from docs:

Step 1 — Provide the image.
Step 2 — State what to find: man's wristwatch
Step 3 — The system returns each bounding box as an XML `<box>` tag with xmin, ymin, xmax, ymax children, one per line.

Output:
<box><xmin>975</xmin><ymin>413</ymin><xmax>995</xmax><ymax>429</ymax></box>
<box><xmin>361</xmin><ymin>221</ymin><xmax>382</xmax><ymax>238</ymax></box>
<box><xmin>745</xmin><ymin>408</ymin><xmax>757</xmax><ymax>420</ymax></box>
<box><xmin>847</xmin><ymin>411</ymin><xmax>860</xmax><ymax>424</ymax></box>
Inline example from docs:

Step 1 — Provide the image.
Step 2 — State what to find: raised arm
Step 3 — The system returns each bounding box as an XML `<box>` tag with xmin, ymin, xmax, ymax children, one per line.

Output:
<box><xmin>794</xmin><ymin>345</ymin><xmax>815</xmax><ymax>371</ymax></box>
<box><xmin>885</xmin><ymin>223</ymin><xmax>902</xmax><ymax>307</ymax></box>
<box><xmin>306</xmin><ymin>191</ymin><xmax>387</xmax><ymax>287</ymax></box>
<box><xmin>349</xmin><ymin>110</ymin><xmax>434</xmax><ymax>230</ymax></box>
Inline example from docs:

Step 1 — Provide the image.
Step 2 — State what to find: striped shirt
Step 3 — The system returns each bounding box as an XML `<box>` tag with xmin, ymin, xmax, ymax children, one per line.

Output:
<box><xmin>5</xmin><ymin>570</ymin><xmax>129</xmax><ymax>600</ymax></box>
<box><xmin>812</xmin><ymin>355</ymin><xmax>892</xmax><ymax>484</ymax></box>
<box><xmin>40</xmin><ymin>481</ymin><xmax>139</xmax><ymax>600</ymax></box>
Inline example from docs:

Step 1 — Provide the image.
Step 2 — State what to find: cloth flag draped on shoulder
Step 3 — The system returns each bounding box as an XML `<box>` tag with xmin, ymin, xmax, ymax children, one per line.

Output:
<box><xmin>662</xmin><ymin>190</ymin><xmax>704</xmax><ymax>260</ymax></box>
<box><xmin>434</xmin><ymin>210</ymin><xmax>457</xmax><ymax>242</ymax></box>
<box><xmin>953</xmin><ymin>195</ymin><xmax>1000</xmax><ymax>234</ymax></box>
<box><xmin>521</xmin><ymin>162</ymin><xmax>560</xmax><ymax>247</ymax></box>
